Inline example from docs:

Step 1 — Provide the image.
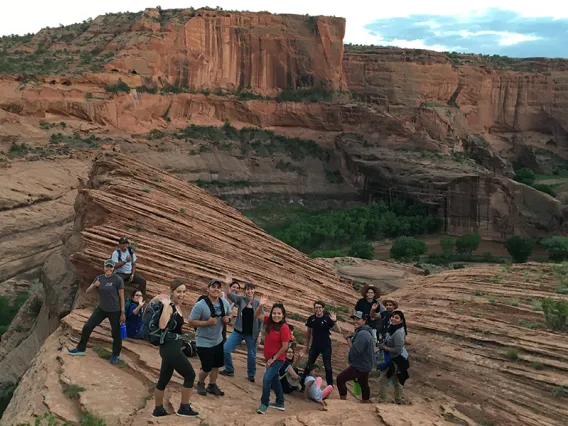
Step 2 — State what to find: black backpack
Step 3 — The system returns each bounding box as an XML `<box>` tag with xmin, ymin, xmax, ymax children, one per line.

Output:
<box><xmin>141</xmin><ymin>300</ymin><xmax>181</xmax><ymax>346</ymax></box>
<box><xmin>116</xmin><ymin>247</ymin><xmax>134</xmax><ymax>262</ymax></box>
<box><xmin>195</xmin><ymin>296</ymin><xmax>225</xmax><ymax>329</ymax></box>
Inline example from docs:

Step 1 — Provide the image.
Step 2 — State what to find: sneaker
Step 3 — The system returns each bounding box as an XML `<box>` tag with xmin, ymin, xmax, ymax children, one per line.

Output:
<box><xmin>219</xmin><ymin>370</ymin><xmax>234</xmax><ymax>377</ymax></box>
<box><xmin>206</xmin><ymin>383</ymin><xmax>225</xmax><ymax>396</ymax></box>
<box><xmin>257</xmin><ymin>404</ymin><xmax>267</xmax><ymax>414</ymax></box>
<box><xmin>247</xmin><ymin>376</ymin><xmax>255</xmax><ymax>383</ymax></box>
<box><xmin>177</xmin><ymin>403</ymin><xmax>199</xmax><ymax>417</ymax></box>
<box><xmin>196</xmin><ymin>382</ymin><xmax>207</xmax><ymax>396</ymax></box>
<box><xmin>67</xmin><ymin>349</ymin><xmax>85</xmax><ymax>356</ymax></box>
<box><xmin>269</xmin><ymin>401</ymin><xmax>285</xmax><ymax>411</ymax></box>
<box><xmin>110</xmin><ymin>355</ymin><xmax>120</xmax><ymax>365</ymax></box>
<box><xmin>151</xmin><ymin>406</ymin><xmax>169</xmax><ymax>418</ymax></box>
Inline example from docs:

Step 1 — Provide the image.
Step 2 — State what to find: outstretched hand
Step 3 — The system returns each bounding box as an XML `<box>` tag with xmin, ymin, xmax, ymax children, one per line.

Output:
<box><xmin>259</xmin><ymin>295</ymin><xmax>269</xmax><ymax>307</ymax></box>
<box><xmin>329</xmin><ymin>312</ymin><xmax>337</xmax><ymax>322</ymax></box>
<box><xmin>93</xmin><ymin>279</ymin><xmax>101</xmax><ymax>288</ymax></box>
<box><xmin>225</xmin><ymin>273</ymin><xmax>233</xmax><ymax>285</ymax></box>
<box><xmin>158</xmin><ymin>294</ymin><xmax>171</xmax><ymax>305</ymax></box>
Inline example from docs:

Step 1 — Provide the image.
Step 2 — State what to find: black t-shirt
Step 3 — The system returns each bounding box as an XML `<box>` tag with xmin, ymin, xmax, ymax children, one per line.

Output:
<box><xmin>242</xmin><ymin>307</ymin><xmax>254</xmax><ymax>336</ymax></box>
<box><xmin>355</xmin><ymin>298</ymin><xmax>379</xmax><ymax>329</ymax></box>
<box><xmin>305</xmin><ymin>314</ymin><xmax>335</xmax><ymax>348</ymax></box>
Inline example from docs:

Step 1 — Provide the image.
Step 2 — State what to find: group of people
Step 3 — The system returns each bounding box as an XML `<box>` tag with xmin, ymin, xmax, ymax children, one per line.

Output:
<box><xmin>68</xmin><ymin>237</ymin><xmax>410</xmax><ymax>418</ymax></box>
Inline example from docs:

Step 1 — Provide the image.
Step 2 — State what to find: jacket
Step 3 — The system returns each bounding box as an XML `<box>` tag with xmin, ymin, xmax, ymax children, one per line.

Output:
<box><xmin>348</xmin><ymin>324</ymin><xmax>374</xmax><ymax>373</ymax></box>
<box><xmin>227</xmin><ymin>293</ymin><xmax>263</xmax><ymax>338</ymax></box>
<box><xmin>384</xmin><ymin>327</ymin><xmax>405</xmax><ymax>358</ymax></box>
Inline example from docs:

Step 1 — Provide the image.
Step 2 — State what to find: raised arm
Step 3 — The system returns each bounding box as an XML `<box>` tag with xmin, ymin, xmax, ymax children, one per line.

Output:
<box><xmin>255</xmin><ymin>295</ymin><xmax>268</xmax><ymax>321</ymax></box>
<box><xmin>85</xmin><ymin>277</ymin><xmax>100</xmax><ymax>295</ymax></box>
<box><xmin>329</xmin><ymin>312</ymin><xmax>342</xmax><ymax>333</ymax></box>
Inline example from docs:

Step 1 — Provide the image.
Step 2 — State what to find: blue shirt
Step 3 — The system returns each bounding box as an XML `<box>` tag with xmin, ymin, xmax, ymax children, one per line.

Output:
<box><xmin>189</xmin><ymin>297</ymin><xmax>231</xmax><ymax>348</ymax></box>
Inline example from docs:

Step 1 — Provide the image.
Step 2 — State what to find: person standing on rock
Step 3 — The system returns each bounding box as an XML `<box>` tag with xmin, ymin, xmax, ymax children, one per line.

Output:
<box><xmin>152</xmin><ymin>279</ymin><xmax>199</xmax><ymax>418</ymax></box>
<box><xmin>111</xmin><ymin>237</ymin><xmax>147</xmax><ymax>297</ymax></box>
<box><xmin>377</xmin><ymin>310</ymin><xmax>409</xmax><ymax>404</ymax></box>
<box><xmin>336</xmin><ymin>311</ymin><xmax>374</xmax><ymax>403</ymax></box>
<box><xmin>255</xmin><ymin>296</ymin><xmax>291</xmax><ymax>414</ymax></box>
<box><xmin>305</xmin><ymin>301</ymin><xmax>341</xmax><ymax>387</ymax></box>
<box><xmin>188</xmin><ymin>279</ymin><xmax>231</xmax><ymax>397</ymax></box>
<box><xmin>68</xmin><ymin>259</ymin><xmax>125</xmax><ymax>365</ymax></box>
<box><xmin>220</xmin><ymin>275</ymin><xmax>263</xmax><ymax>382</ymax></box>
<box><xmin>355</xmin><ymin>285</ymin><xmax>384</xmax><ymax>341</ymax></box>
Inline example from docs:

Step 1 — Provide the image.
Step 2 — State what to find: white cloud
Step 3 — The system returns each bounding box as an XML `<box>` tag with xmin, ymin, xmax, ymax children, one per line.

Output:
<box><xmin>457</xmin><ymin>30</ymin><xmax>541</xmax><ymax>46</ymax></box>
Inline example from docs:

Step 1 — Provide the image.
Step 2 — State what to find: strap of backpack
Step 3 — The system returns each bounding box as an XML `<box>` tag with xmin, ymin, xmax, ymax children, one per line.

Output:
<box><xmin>203</xmin><ymin>297</ymin><xmax>225</xmax><ymax>318</ymax></box>
<box><xmin>116</xmin><ymin>249</ymin><xmax>121</xmax><ymax>262</ymax></box>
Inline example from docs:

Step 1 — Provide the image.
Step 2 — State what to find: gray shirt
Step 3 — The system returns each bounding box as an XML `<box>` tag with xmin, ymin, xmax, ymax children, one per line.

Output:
<box><xmin>348</xmin><ymin>325</ymin><xmax>375</xmax><ymax>373</ymax></box>
<box><xmin>227</xmin><ymin>293</ymin><xmax>263</xmax><ymax>338</ymax></box>
<box><xmin>94</xmin><ymin>274</ymin><xmax>124</xmax><ymax>312</ymax></box>
<box><xmin>189</xmin><ymin>297</ymin><xmax>231</xmax><ymax>348</ymax></box>
<box><xmin>384</xmin><ymin>327</ymin><xmax>406</xmax><ymax>358</ymax></box>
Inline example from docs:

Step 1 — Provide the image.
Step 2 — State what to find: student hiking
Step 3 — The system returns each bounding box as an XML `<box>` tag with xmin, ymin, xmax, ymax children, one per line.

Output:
<box><xmin>377</xmin><ymin>310</ymin><xmax>410</xmax><ymax>404</ymax></box>
<box><xmin>188</xmin><ymin>279</ymin><xmax>231</xmax><ymax>397</ymax></box>
<box><xmin>111</xmin><ymin>237</ymin><xmax>147</xmax><ymax>297</ymax></box>
<box><xmin>255</xmin><ymin>296</ymin><xmax>291</xmax><ymax>414</ymax></box>
<box><xmin>220</xmin><ymin>274</ymin><xmax>263</xmax><ymax>382</ymax></box>
<box><xmin>151</xmin><ymin>279</ymin><xmax>198</xmax><ymax>418</ymax></box>
<box><xmin>125</xmin><ymin>290</ymin><xmax>145</xmax><ymax>338</ymax></box>
<box><xmin>336</xmin><ymin>311</ymin><xmax>374</xmax><ymax>403</ymax></box>
<box><xmin>355</xmin><ymin>285</ymin><xmax>384</xmax><ymax>341</ymax></box>
<box><xmin>370</xmin><ymin>297</ymin><xmax>403</xmax><ymax>340</ymax></box>
<box><xmin>68</xmin><ymin>259</ymin><xmax>125</xmax><ymax>364</ymax></box>
<box><xmin>305</xmin><ymin>300</ymin><xmax>341</xmax><ymax>387</ymax></box>
<box><xmin>304</xmin><ymin>364</ymin><xmax>333</xmax><ymax>410</ymax></box>
<box><xmin>279</xmin><ymin>346</ymin><xmax>304</xmax><ymax>394</ymax></box>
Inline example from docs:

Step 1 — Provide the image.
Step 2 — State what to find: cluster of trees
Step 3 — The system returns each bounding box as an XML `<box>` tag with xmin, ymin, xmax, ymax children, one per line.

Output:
<box><xmin>275</xmin><ymin>201</ymin><xmax>442</xmax><ymax>257</ymax></box>
<box><xmin>514</xmin><ymin>168</ymin><xmax>557</xmax><ymax>197</ymax></box>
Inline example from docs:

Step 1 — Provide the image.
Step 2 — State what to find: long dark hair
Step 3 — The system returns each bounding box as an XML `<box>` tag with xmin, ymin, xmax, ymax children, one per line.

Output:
<box><xmin>265</xmin><ymin>303</ymin><xmax>287</xmax><ymax>333</ymax></box>
<box><xmin>304</xmin><ymin>364</ymin><xmax>320</xmax><ymax>378</ymax></box>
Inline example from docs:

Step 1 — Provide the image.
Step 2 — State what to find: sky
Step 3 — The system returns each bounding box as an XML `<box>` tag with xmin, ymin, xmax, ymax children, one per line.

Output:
<box><xmin>1</xmin><ymin>1</ymin><xmax>567</xmax><ymax>58</ymax></box>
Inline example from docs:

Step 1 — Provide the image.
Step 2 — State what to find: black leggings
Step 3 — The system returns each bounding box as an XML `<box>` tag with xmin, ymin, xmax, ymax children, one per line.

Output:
<box><xmin>156</xmin><ymin>340</ymin><xmax>196</xmax><ymax>390</ymax></box>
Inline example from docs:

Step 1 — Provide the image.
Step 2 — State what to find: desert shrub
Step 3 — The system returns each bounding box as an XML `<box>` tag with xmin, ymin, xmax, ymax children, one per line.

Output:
<box><xmin>514</xmin><ymin>167</ymin><xmax>536</xmax><ymax>185</ymax></box>
<box><xmin>390</xmin><ymin>237</ymin><xmax>427</xmax><ymax>262</ymax></box>
<box><xmin>541</xmin><ymin>297</ymin><xmax>568</xmax><ymax>331</ymax></box>
<box><xmin>455</xmin><ymin>233</ymin><xmax>481</xmax><ymax>256</ymax></box>
<box><xmin>427</xmin><ymin>252</ymin><xmax>453</xmax><ymax>265</ymax></box>
<box><xmin>440</xmin><ymin>235</ymin><xmax>455</xmax><ymax>253</ymax></box>
<box><xmin>348</xmin><ymin>241</ymin><xmax>374</xmax><ymax>260</ymax></box>
<box><xmin>542</xmin><ymin>236</ymin><xmax>568</xmax><ymax>261</ymax></box>
<box><xmin>504</xmin><ymin>235</ymin><xmax>535</xmax><ymax>263</ymax></box>
<box><xmin>104</xmin><ymin>79</ymin><xmax>130</xmax><ymax>93</ymax></box>
<box><xmin>532</xmin><ymin>183</ymin><xmax>556</xmax><ymax>197</ymax></box>
<box><xmin>62</xmin><ymin>383</ymin><xmax>85</xmax><ymax>400</ymax></box>
<box><xmin>309</xmin><ymin>250</ymin><xmax>344</xmax><ymax>258</ymax></box>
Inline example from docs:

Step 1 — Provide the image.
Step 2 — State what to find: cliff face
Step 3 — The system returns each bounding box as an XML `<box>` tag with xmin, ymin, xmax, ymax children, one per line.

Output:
<box><xmin>343</xmin><ymin>46</ymin><xmax>568</xmax><ymax>149</ymax></box>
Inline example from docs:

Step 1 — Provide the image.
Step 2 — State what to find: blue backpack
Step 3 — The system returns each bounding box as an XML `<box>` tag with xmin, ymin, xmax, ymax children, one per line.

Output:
<box><xmin>141</xmin><ymin>300</ymin><xmax>181</xmax><ymax>346</ymax></box>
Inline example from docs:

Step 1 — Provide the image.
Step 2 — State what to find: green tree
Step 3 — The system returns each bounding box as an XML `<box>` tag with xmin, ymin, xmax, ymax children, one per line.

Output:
<box><xmin>348</xmin><ymin>242</ymin><xmax>374</xmax><ymax>260</ymax></box>
<box><xmin>390</xmin><ymin>237</ymin><xmax>427</xmax><ymax>262</ymax></box>
<box><xmin>504</xmin><ymin>235</ymin><xmax>535</xmax><ymax>263</ymax></box>
<box><xmin>542</xmin><ymin>236</ymin><xmax>568</xmax><ymax>262</ymax></box>
<box><xmin>440</xmin><ymin>235</ymin><xmax>455</xmax><ymax>253</ymax></box>
<box><xmin>542</xmin><ymin>297</ymin><xmax>568</xmax><ymax>331</ymax></box>
<box><xmin>455</xmin><ymin>233</ymin><xmax>481</xmax><ymax>256</ymax></box>
<box><xmin>514</xmin><ymin>168</ymin><xmax>536</xmax><ymax>185</ymax></box>
<box><xmin>532</xmin><ymin>183</ymin><xmax>556</xmax><ymax>197</ymax></box>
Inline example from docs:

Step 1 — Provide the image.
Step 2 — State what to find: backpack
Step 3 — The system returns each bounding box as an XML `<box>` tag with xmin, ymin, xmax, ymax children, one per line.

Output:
<box><xmin>181</xmin><ymin>339</ymin><xmax>197</xmax><ymax>357</ymax></box>
<box><xmin>194</xmin><ymin>296</ymin><xmax>226</xmax><ymax>329</ymax></box>
<box><xmin>141</xmin><ymin>300</ymin><xmax>181</xmax><ymax>346</ymax></box>
<box><xmin>116</xmin><ymin>247</ymin><xmax>134</xmax><ymax>262</ymax></box>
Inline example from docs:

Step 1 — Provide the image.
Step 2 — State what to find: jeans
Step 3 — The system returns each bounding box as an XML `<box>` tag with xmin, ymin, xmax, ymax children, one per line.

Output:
<box><xmin>307</xmin><ymin>343</ymin><xmax>334</xmax><ymax>385</ymax></box>
<box><xmin>223</xmin><ymin>330</ymin><xmax>258</xmax><ymax>377</ymax></box>
<box><xmin>77</xmin><ymin>307</ymin><xmax>121</xmax><ymax>357</ymax></box>
<box><xmin>260</xmin><ymin>360</ymin><xmax>284</xmax><ymax>406</ymax></box>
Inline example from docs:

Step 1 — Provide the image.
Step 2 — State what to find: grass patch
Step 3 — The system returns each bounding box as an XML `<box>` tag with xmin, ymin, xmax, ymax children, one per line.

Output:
<box><xmin>531</xmin><ymin>361</ymin><xmax>544</xmax><ymax>370</ymax></box>
<box><xmin>505</xmin><ymin>348</ymin><xmax>519</xmax><ymax>361</ymax></box>
<box><xmin>293</xmin><ymin>329</ymin><xmax>305</xmax><ymax>345</ymax></box>
<box><xmin>92</xmin><ymin>346</ymin><xmax>127</xmax><ymax>368</ymax></box>
<box><xmin>519</xmin><ymin>319</ymin><xmax>540</xmax><ymax>329</ymax></box>
<box><xmin>288</xmin><ymin>312</ymin><xmax>304</xmax><ymax>321</ymax></box>
<box><xmin>62</xmin><ymin>383</ymin><xmax>86</xmax><ymax>400</ymax></box>
<box><xmin>552</xmin><ymin>385</ymin><xmax>566</xmax><ymax>398</ymax></box>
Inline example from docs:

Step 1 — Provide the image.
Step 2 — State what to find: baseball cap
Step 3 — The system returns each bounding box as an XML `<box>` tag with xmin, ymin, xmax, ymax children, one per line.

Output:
<box><xmin>103</xmin><ymin>259</ymin><xmax>115</xmax><ymax>267</ymax></box>
<box><xmin>208</xmin><ymin>279</ymin><xmax>222</xmax><ymax>288</ymax></box>
<box><xmin>350</xmin><ymin>311</ymin><xmax>368</xmax><ymax>320</ymax></box>
<box><xmin>118</xmin><ymin>237</ymin><xmax>129</xmax><ymax>244</ymax></box>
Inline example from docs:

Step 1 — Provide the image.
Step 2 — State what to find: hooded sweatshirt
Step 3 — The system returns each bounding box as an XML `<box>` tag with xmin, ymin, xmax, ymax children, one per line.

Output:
<box><xmin>348</xmin><ymin>324</ymin><xmax>375</xmax><ymax>372</ymax></box>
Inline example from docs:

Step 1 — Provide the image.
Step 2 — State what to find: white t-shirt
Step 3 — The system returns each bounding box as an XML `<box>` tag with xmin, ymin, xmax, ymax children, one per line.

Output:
<box><xmin>111</xmin><ymin>249</ymin><xmax>137</xmax><ymax>274</ymax></box>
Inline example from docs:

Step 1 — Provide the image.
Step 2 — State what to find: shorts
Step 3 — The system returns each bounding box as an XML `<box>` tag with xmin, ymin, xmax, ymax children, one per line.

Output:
<box><xmin>196</xmin><ymin>342</ymin><xmax>224</xmax><ymax>372</ymax></box>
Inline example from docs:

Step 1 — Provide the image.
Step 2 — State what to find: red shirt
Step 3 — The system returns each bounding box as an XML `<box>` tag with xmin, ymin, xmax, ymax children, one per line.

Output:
<box><xmin>263</xmin><ymin>315</ymin><xmax>291</xmax><ymax>361</ymax></box>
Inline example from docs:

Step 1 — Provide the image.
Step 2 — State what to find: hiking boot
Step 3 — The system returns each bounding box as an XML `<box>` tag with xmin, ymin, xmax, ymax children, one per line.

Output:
<box><xmin>219</xmin><ymin>369</ymin><xmax>234</xmax><ymax>377</ymax></box>
<box><xmin>67</xmin><ymin>349</ymin><xmax>85</xmax><ymax>356</ymax></box>
<box><xmin>177</xmin><ymin>403</ymin><xmax>199</xmax><ymax>417</ymax></box>
<box><xmin>110</xmin><ymin>355</ymin><xmax>120</xmax><ymax>365</ymax></box>
<box><xmin>269</xmin><ymin>401</ymin><xmax>285</xmax><ymax>411</ymax></box>
<box><xmin>257</xmin><ymin>404</ymin><xmax>267</xmax><ymax>414</ymax></box>
<box><xmin>247</xmin><ymin>376</ymin><xmax>255</xmax><ymax>383</ymax></box>
<box><xmin>196</xmin><ymin>382</ymin><xmax>207</xmax><ymax>396</ymax></box>
<box><xmin>361</xmin><ymin>399</ymin><xmax>373</xmax><ymax>404</ymax></box>
<box><xmin>206</xmin><ymin>383</ymin><xmax>225</xmax><ymax>396</ymax></box>
<box><xmin>151</xmin><ymin>406</ymin><xmax>169</xmax><ymax>418</ymax></box>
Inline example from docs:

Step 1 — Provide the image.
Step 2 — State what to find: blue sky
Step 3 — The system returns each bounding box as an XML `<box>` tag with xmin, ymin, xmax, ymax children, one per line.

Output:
<box><xmin>1</xmin><ymin>1</ymin><xmax>567</xmax><ymax>58</ymax></box>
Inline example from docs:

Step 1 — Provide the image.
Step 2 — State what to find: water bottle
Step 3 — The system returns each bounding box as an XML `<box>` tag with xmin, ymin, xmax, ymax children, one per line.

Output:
<box><xmin>120</xmin><ymin>323</ymin><xmax>127</xmax><ymax>339</ymax></box>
